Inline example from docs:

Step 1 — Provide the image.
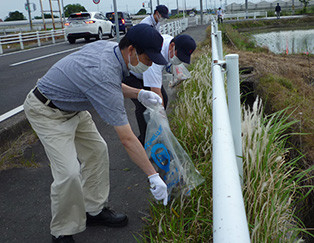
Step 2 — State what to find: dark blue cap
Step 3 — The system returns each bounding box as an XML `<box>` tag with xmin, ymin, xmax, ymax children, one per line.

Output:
<box><xmin>156</xmin><ymin>5</ymin><xmax>169</xmax><ymax>19</ymax></box>
<box><xmin>173</xmin><ymin>34</ymin><xmax>196</xmax><ymax>64</ymax></box>
<box><xmin>126</xmin><ymin>24</ymin><xmax>167</xmax><ymax>65</ymax></box>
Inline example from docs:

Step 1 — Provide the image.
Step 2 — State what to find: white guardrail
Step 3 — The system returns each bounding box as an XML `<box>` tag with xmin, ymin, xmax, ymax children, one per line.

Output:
<box><xmin>210</xmin><ymin>17</ymin><xmax>251</xmax><ymax>242</ymax></box>
<box><xmin>223</xmin><ymin>11</ymin><xmax>268</xmax><ymax>20</ymax></box>
<box><xmin>0</xmin><ymin>15</ymin><xmax>212</xmax><ymax>55</ymax></box>
<box><xmin>0</xmin><ymin>29</ymin><xmax>65</xmax><ymax>54</ymax></box>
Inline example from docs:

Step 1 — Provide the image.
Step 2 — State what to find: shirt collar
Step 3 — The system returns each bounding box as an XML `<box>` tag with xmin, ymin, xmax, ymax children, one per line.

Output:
<box><xmin>151</xmin><ymin>14</ymin><xmax>157</xmax><ymax>27</ymax></box>
<box><xmin>114</xmin><ymin>45</ymin><xmax>129</xmax><ymax>78</ymax></box>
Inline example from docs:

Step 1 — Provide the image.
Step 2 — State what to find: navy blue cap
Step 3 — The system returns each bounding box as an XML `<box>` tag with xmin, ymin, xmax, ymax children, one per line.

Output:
<box><xmin>156</xmin><ymin>5</ymin><xmax>169</xmax><ymax>19</ymax></box>
<box><xmin>173</xmin><ymin>34</ymin><xmax>196</xmax><ymax>64</ymax></box>
<box><xmin>126</xmin><ymin>24</ymin><xmax>167</xmax><ymax>65</ymax></box>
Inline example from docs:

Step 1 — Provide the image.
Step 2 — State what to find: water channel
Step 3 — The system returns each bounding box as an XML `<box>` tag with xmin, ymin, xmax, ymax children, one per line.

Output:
<box><xmin>253</xmin><ymin>29</ymin><xmax>314</xmax><ymax>54</ymax></box>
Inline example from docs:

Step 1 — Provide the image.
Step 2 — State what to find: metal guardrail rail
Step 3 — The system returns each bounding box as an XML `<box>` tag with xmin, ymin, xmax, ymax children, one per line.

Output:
<box><xmin>210</xmin><ymin>17</ymin><xmax>251</xmax><ymax>242</ymax></box>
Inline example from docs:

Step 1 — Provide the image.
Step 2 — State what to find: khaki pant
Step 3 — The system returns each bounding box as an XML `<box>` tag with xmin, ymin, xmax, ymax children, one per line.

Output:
<box><xmin>24</xmin><ymin>90</ymin><xmax>110</xmax><ymax>237</ymax></box>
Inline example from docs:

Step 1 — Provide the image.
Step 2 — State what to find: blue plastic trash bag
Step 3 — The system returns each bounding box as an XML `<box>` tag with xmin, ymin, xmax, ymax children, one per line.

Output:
<box><xmin>144</xmin><ymin>105</ymin><xmax>204</xmax><ymax>199</ymax></box>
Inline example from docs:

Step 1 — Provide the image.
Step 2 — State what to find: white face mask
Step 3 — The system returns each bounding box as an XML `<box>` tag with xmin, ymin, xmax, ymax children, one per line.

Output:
<box><xmin>169</xmin><ymin>47</ymin><xmax>183</xmax><ymax>65</ymax></box>
<box><xmin>128</xmin><ymin>51</ymin><xmax>150</xmax><ymax>74</ymax></box>
<box><xmin>156</xmin><ymin>13</ymin><xmax>165</xmax><ymax>24</ymax></box>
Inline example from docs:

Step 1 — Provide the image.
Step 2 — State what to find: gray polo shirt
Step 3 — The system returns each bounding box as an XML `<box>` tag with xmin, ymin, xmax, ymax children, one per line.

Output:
<box><xmin>37</xmin><ymin>40</ymin><xmax>129</xmax><ymax>126</ymax></box>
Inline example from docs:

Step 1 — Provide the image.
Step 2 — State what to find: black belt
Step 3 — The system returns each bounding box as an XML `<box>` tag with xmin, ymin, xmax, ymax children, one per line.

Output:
<box><xmin>33</xmin><ymin>87</ymin><xmax>59</xmax><ymax>109</ymax></box>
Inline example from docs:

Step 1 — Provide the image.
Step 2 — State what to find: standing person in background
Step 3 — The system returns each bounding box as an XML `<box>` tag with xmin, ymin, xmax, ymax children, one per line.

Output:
<box><xmin>217</xmin><ymin>7</ymin><xmax>223</xmax><ymax>23</ymax></box>
<box><xmin>123</xmin><ymin>34</ymin><xmax>196</xmax><ymax>145</ymax></box>
<box><xmin>275</xmin><ymin>3</ymin><xmax>281</xmax><ymax>19</ymax></box>
<box><xmin>23</xmin><ymin>24</ymin><xmax>168</xmax><ymax>243</ymax></box>
<box><xmin>141</xmin><ymin>5</ymin><xmax>169</xmax><ymax>33</ymax></box>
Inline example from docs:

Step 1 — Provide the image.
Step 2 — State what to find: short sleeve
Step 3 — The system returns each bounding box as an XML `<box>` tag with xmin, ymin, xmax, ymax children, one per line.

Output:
<box><xmin>143</xmin><ymin>63</ymin><xmax>164</xmax><ymax>88</ymax></box>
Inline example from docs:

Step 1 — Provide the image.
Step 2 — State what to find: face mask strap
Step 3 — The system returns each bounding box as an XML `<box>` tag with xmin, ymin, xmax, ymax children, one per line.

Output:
<box><xmin>128</xmin><ymin>48</ymin><xmax>139</xmax><ymax>66</ymax></box>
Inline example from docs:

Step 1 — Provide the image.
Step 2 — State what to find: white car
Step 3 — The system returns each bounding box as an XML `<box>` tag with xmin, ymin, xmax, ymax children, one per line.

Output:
<box><xmin>64</xmin><ymin>12</ymin><xmax>115</xmax><ymax>44</ymax></box>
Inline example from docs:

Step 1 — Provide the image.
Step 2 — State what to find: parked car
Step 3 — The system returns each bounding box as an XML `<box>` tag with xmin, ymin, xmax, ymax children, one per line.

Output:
<box><xmin>189</xmin><ymin>11</ymin><xmax>195</xmax><ymax>17</ymax></box>
<box><xmin>105</xmin><ymin>12</ymin><xmax>133</xmax><ymax>34</ymax></box>
<box><xmin>64</xmin><ymin>12</ymin><xmax>115</xmax><ymax>44</ymax></box>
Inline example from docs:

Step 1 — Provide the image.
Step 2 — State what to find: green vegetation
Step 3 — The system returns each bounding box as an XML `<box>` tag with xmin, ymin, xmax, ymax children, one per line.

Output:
<box><xmin>34</xmin><ymin>14</ymin><xmax>58</xmax><ymax>19</ymax></box>
<box><xmin>4</xmin><ymin>11</ymin><xmax>26</xmax><ymax>21</ymax></box>
<box><xmin>225</xmin><ymin>16</ymin><xmax>314</xmax><ymax>31</ymax></box>
<box><xmin>64</xmin><ymin>4</ymin><xmax>87</xmax><ymax>17</ymax></box>
<box><xmin>0</xmin><ymin>130</ymin><xmax>39</xmax><ymax>170</ymax></box>
<box><xmin>219</xmin><ymin>24</ymin><xmax>268</xmax><ymax>52</ymax></box>
<box><xmin>299</xmin><ymin>0</ymin><xmax>311</xmax><ymax>12</ymax></box>
<box><xmin>136</xmin><ymin>8</ymin><xmax>147</xmax><ymax>15</ymax></box>
<box><xmin>138</xmin><ymin>43</ymin><xmax>313</xmax><ymax>241</ymax></box>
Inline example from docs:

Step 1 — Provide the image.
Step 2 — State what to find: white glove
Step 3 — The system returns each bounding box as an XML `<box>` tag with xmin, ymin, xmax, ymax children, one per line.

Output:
<box><xmin>148</xmin><ymin>173</ymin><xmax>168</xmax><ymax>206</ymax></box>
<box><xmin>138</xmin><ymin>89</ymin><xmax>162</xmax><ymax>108</ymax></box>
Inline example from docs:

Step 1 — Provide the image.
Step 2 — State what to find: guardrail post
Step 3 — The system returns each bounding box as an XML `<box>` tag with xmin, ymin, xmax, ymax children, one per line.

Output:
<box><xmin>63</xmin><ymin>29</ymin><xmax>67</xmax><ymax>41</ymax></box>
<box><xmin>266</xmin><ymin>11</ymin><xmax>267</xmax><ymax>18</ymax></box>
<box><xmin>51</xmin><ymin>29</ymin><xmax>55</xmax><ymax>44</ymax></box>
<box><xmin>0</xmin><ymin>38</ymin><xmax>3</xmax><ymax>55</ymax></box>
<box><xmin>36</xmin><ymin>31</ymin><xmax>41</xmax><ymax>47</ymax></box>
<box><xmin>175</xmin><ymin>21</ymin><xmax>178</xmax><ymax>35</ymax></box>
<box><xmin>226</xmin><ymin>54</ymin><xmax>243</xmax><ymax>181</ymax></box>
<box><xmin>19</xmin><ymin>32</ymin><xmax>24</xmax><ymax>50</ymax></box>
<box><xmin>217</xmin><ymin>31</ymin><xmax>223</xmax><ymax>60</ymax></box>
<box><xmin>0</xmin><ymin>37</ymin><xmax>3</xmax><ymax>54</ymax></box>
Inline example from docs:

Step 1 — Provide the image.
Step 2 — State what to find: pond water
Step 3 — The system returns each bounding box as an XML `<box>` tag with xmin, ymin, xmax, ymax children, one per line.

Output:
<box><xmin>253</xmin><ymin>29</ymin><xmax>314</xmax><ymax>54</ymax></box>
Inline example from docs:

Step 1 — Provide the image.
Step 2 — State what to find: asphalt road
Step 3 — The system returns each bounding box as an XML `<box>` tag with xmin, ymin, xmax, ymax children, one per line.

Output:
<box><xmin>0</xmin><ymin>36</ymin><xmax>115</xmax><ymax>115</ymax></box>
<box><xmin>0</xmin><ymin>24</ymin><xmax>210</xmax><ymax>243</ymax></box>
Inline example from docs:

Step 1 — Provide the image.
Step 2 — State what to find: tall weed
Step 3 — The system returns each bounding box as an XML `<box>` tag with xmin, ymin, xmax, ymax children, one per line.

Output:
<box><xmin>139</xmin><ymin>44</ymin><xmax>312</xmax><ymax>242</ymax></box>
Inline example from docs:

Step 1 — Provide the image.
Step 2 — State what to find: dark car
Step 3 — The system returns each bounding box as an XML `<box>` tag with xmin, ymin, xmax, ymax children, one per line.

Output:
<box><xmin>105</xmin><ymin>12</ymin><xmax>133</xmax><ymax>33</ymax></box>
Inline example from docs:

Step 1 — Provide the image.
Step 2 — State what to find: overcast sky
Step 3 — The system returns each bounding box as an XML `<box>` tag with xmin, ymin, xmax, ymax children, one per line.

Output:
<box><xmin>0</xmin><ymin>0</ymin><xmax>265</xmax><ymax>21</ymax></box>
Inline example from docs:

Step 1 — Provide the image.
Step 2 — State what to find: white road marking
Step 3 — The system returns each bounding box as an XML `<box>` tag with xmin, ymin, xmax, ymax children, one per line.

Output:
<box><xmin>0</xmin><ymin>105</ymin><xmax>24</xmax><ymax>123</ymax></box>
<box><xmin>10</xmin><ymin>47</ymin><xmax>82</xmax><ymax>66</ymax></box>
<box><xmin>0</xmin><ymin>42</ymin><xmax>66</xmax><ymax>57</ymax></box>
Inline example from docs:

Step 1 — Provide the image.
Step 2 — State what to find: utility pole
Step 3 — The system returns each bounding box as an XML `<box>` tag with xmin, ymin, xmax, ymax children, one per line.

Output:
<box><xmin>61</xmin><ymin>0</ymin><xmax>65</xmax><ymax>18</ymax></box>
<box><xmin>113</xmin><ymin>0</ymin><xmax>120</xmax><ymax>42</ymax></box>
<box><xmin>49</xmin><ymin>0</ymin><xmax>56</xmax><ymax>30</ymax></box>
<box><xmin>150</xmin><ymin>0</ymin><xmax>153</xmax><ymax>14</ymax></box>
<box><xmin>26</xmin><ymin>0</ymin><xmax>33</xmax><ymax>30</ymax></box>
<box><xmin>200</xmin><ymin>0</ymin><xmax>203</xmax><ymax>24</ymax></box>
<box><xmin>176</xmin><ymin>0</ymin><xmax>179</xmax><ymax>15</ymax></box>
<box><xmin>157</xmin><ymin>0</ymin><xmax>160</xmax><ymax>5</ymax></box>
<box><xmin>245</xmin><ymin>0</ymin><xmax>248</xmax><ymax>19</ymax></box>
<box><xmin>57</xmin><ymin>0</ymin><xmax>63</xmax><ymax>28</ymax></box>
<box><xmin>39</xmin><ymin>0</ymin><xmax>46</xmax><ymax>30</ymax></box>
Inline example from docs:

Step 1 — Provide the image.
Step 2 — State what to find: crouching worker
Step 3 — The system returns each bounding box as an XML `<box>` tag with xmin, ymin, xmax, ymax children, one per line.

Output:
<box><xmin>123</xmin><ymin>34</ymin><xmax>196</xmax><ymax>145</ymax></box>
<box><xmin>23</xmin><ymin>24</ymin><xmax>168</xmax><ymax>243</ymax></box>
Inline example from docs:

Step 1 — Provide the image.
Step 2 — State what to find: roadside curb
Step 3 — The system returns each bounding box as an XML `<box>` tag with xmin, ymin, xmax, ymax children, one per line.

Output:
<box><xmin>0</xmin><ymin>111</ymin><xmax>31</xmax><ymax>149</ymax></box>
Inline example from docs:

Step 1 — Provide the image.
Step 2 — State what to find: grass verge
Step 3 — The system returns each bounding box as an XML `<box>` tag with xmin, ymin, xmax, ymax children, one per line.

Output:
<box><xmin>0</xmin><ymin>130</ymin><xmax>39</xmax><ymax>170</ymax></box>
<box><xmin>138</xmin><ymin>39</ymin><xmax>313</xmax><ymax>241</ymax></box>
